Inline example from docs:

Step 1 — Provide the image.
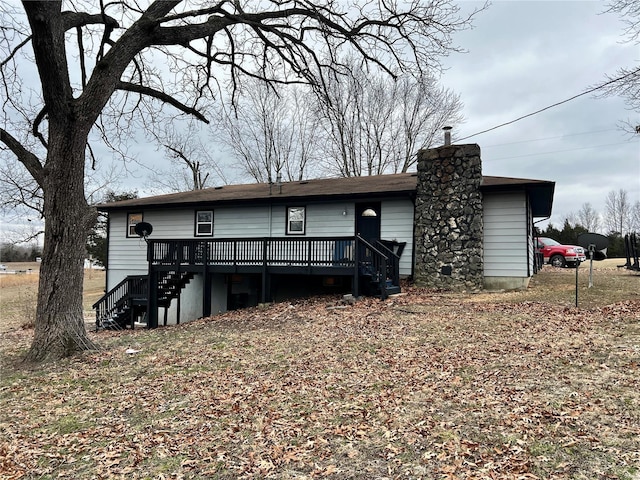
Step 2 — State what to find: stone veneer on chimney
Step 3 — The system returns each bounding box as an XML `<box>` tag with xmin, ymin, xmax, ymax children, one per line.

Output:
<box><xmin>414</xmin><ymin>144</ymin><xmax>483</xmax><ymax>291</ymax></box>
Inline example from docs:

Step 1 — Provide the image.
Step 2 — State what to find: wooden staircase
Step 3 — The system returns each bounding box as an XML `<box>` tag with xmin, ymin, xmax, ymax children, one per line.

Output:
<box><xmin>357</xmin><ymin>237</ymin><xmax>402</xmax><ymax>299</ymax></box>
<box><xmin>93</xmin><ymin>271</ymin><xmax>194</xmax><ymax>330</ymax></box>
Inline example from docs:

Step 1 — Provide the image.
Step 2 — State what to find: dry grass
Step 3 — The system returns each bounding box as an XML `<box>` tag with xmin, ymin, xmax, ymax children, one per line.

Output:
<box><xmin>0</xmin><ymin>261</ymin><xmax>638</xmax><ymax>479</ymax></box>
<box><xmin>475</xmin><ymin>258</ymin><xmax>640</xmax><ymax>308</ymax></box>
<box><xmin>0</xmin><ymin>264</ymin><xmax>105</xmax><ymax>333</ymax></box>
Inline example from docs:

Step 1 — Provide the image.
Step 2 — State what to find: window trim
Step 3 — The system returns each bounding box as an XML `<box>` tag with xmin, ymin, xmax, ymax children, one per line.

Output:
<box><xmin>194</xmin><ymin>210</ymin><xmax>214</xmax><ymax>237</ymax></box>
<box><xmin>126</xmin><ymin>212</ymin><xmax>143</xmax><ymax>238</ymax></box>
<box><xmin>286</xmin><ymin>206</ymin><xmax>306</xmax><ymax>235</ymax></box>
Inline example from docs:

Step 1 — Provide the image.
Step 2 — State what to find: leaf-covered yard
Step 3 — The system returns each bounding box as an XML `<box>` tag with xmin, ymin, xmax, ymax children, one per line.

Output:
<box><xmin>1</xmin><ymin>265</ymin><xmax>639</xmax><ymax>479</ymax></box>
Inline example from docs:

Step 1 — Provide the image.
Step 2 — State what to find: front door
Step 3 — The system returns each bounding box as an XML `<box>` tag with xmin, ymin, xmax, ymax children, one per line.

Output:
<box><xmin>356</xmin><ymin>202</ymin><xmax>381</xmax><ymax>244</ymax></box>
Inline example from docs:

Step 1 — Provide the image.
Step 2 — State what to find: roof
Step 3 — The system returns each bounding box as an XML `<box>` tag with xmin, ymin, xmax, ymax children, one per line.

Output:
<box><xmin>98</xmin><ymin>173</ymin><xmax>554</xmax><ymax>217</ymax></box>
<box><xmin>480</xmin><ymin>176</ymin><xmax>555</xmax><ymax>217</ymax></box>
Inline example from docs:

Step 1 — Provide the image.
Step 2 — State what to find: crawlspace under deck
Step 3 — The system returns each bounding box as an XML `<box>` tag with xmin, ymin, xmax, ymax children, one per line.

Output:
<box><xmin>143</xmin><ymin>236</ymin><xmax>401</xmax><ymax>328</ymax></box>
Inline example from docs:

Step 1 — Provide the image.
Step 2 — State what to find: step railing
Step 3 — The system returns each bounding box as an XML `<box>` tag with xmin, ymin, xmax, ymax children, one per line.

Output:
<box><xmin>374</xmin><ymin>240</ymin><xmax>401</xmax><ymax>288</ymax></box>
<box><xmin>356</xmin><ymin>236</ymin><xmax>391</xmax><ymax>299</ymax></box>
<box><xmin>93</xmin><ymin>275</ymin><xmax>147</xmax><ymax>330</ymax></box>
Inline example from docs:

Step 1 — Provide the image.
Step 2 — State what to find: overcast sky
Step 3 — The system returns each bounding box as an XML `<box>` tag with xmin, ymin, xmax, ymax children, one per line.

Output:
<box><xmin>127</xmin><ymin>0</ymin><xmax>638</xmax><ymax>229</ymax></box>
<box><xmin>1</xmin><ymin>1</ymin><xmax>638</xmax><ymax>243</ymax></box>
<box><xmin>440</xmin><ymin>0</ymin><xmax>639</xmax><ymax>228</ymax></box>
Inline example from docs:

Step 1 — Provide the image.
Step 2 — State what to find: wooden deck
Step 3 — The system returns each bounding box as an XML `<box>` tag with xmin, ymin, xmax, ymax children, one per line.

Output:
<box><xmin>147</xmin><ymin>236</ymin><xmax>358</xmax><ymax>273</ymax></box>
<box><xmin>95</xmin><ymin>236</ymin><xmax>400</xmax><ymax>329</ymax></box>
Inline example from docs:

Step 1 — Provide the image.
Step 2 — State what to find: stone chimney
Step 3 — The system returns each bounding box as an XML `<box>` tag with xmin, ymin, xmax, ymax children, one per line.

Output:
<box><xmin>413</xmin><ymin>143</ymin><xmax>483</xmax><ymax>291</ymax></box>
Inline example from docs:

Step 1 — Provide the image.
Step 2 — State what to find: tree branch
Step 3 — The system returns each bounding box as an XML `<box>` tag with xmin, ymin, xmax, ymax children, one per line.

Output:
<box><xmin>32</xmin><ymin>107</ymin><xmax>49</xmax><ymax>149</ymax></box>
<box><xmin>97</xmin><ymin>0</ymin><xmax>117</xmax><ymax>62</ymax></box>
<box><xmin>0</xmin><ymin>35</ymin><xmax>31</xmax><ymax>69</ymax></box>
<box><xmin>77</xmin><ymin>26</ymin><xmax>87</xmax><ymax>89</ymax></box>
<box><xmin>115</xmin><ymin>81</ymin><xmax>210</xmax><ymax>123</ymax></box>
<box><xmin>22</xmin><ymin>2</ymin><xmax>74</xmax><ymax>121</ymax></box>
<box><xmin>0</xmin><ymin>128</ymin><xmax>45</xmax><ymax>188</ymax></box>
<box><xmin>60</xmin><ymin>11</ymin><xmax>119</xmax><ymax>32</ymax></box>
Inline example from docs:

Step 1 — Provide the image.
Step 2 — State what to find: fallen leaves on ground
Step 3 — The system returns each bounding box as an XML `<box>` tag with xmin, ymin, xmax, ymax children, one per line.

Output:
<box><xmin>1</xmin><ymin>276</ymin><xmax>639</xmax><ymax>479</ymax></box>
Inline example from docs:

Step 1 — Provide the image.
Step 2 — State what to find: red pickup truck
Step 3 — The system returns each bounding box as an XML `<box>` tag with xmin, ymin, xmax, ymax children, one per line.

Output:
<box><xmin>535</xmin><ymin>237</ymin><xmax>586</xmax><ymax>268</ymax></box>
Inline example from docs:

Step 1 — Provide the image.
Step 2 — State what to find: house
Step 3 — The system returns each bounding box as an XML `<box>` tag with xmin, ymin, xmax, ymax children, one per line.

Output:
<box><xmin>94</xmin><ymin>143</ymin><xmax>554</xmax><ymax>329</ymax></box>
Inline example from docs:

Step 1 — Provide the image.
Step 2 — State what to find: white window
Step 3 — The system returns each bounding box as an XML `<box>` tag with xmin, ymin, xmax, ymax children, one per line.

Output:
<box><xmin>195</xmin><ymin>210</ymin><xmax>213</xmax><ymax>236</ymax></box>
<box><xmin>286</xmin><ymin>206</ymin><xmax>306</xmax><ymax>235</ymax></box>
<box><xmin>127</xmin><ymin>212</ymin><xmax>143</xmax><ymax>238</ymax></box>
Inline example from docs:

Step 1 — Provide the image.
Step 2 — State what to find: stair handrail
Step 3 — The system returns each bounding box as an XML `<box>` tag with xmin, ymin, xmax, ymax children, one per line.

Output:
<box><xmin>356</xmin><ymin>235</ymin><xmax>389</xmax><ymax>299</ymax></box>
<box><xmin>93</xmin><ymin>275</ymin><xmax>147</xmax><ymax>330</ymax></box>
<box><xmin>374</xmin><ymin>240</ymin><xmax>401</xmax><ymax>288</ymax></box>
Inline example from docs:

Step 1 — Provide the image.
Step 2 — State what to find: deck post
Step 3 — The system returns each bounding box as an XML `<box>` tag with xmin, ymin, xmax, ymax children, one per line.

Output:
<box><xmin>176</xmin><ymin>256</ymin><xmax>181</xmax><ymax>325</ymax></box>
<box><xmin>353</xmin><ymin>237</ymin><xmax>360</xmax><ymax>297</ymax></box>
<box><xmin>261</xmin><ymin>239</ymin><xmax>268</xmax><ymax>303</ymax></box>
<box><xmin>147</xmin><ymin>267</ymin><xmax>158</xmax><ymax>329</ymax></box>
<box><xmin>203</xmin><ymin>241</ymin><xmax>212</xmax><ymax>318</ymax></box>
<box><xmin>176</xmin><ymin>284</ymin><xmax>181</xmax><ymax>325</ymax></box>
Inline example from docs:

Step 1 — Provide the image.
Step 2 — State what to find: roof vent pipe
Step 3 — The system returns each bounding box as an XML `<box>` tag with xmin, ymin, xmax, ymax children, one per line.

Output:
<box><xmin>443</xmin><ymin>126</ymin><xmax>452</xmax><ymax>146</ymax></box>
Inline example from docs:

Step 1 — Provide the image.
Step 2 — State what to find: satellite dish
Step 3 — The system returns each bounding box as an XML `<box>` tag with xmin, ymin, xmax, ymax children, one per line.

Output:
<box><xmin>578</xmin><ymin>232</ymin><xmax>608</xmax><ymax>260</ymax></box>
<box><xmin>134</xmin><ymin>221</ymin><xmax>153</xmax><ymax>239</ymax></box>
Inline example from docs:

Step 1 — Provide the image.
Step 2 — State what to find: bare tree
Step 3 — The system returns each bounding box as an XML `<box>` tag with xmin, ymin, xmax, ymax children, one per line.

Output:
<box><xmin>388</xmin><ymin>74</ymin><xmax>464</xmax><ymax>173</ymax></box>
<box><xmin>604</xmin><ymin>189</ymin><xmax>632</xmax><ymax>234</ymax></box>
<box><xmin>575</xmin><ymin>202</ymin><xmax>601</xmax><ymax>233</ymax></box>
<box><xmin>598</xmin><ymin>1</ymin><xmax>640</xmax><ymax>131</ymax></box>
<box><xmin>631</xmin><ymin>200</ymin><xmax>640</xmax><ymax>232</ymax></box>
<box><xmin>285</xmin><ymin>87</ymin><xmax>323</xmax><ymax>182</ymax></box>
<box><xmin>0</xmin><ymin>157</ymin><xmax>44</xmax><ymax>243</ymax></box>
<box><xmin>317</xmin><ymin>66</ymin><xmax>372</xmax><ymax>176</ymax></box>
<box><xmin>149</xmin><ymin>122</ymin><xmax>229</xmax><ymax>192</ymax></box>
<box><xmin>0</xmin><ymin>1</ymin><xmax>480</xmax><ymax>362</ymax></box>
<box><xmin>217</xmin><ymin>80</ymin><xmax>320</xmax><ymax>183</ymax></box>
<box><xmin>317</xmin><ymin>61</ymin><xmax>463</xmax><ymax>177</ymax></box>
<box><xmin>0</xmin><ymin>151</ymin><xmax>123</xmax><ymax>244</ymax></box>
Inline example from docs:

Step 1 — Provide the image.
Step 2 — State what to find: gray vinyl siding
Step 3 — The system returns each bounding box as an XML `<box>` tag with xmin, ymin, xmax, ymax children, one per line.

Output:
<box><xmin>381</xmin><ymin>198</ymin><xmax>414</xmax><ymax>277</ymax></box>
<box><xmin>483</xmin><ymin>192</ymin><xmax>528</xmax><ymax>277</ymax></box>
<box><xmin>526</xmin><ymin>198</ymin><xmax>534</xmax><ymax>276</ymax></box>
<box><xmin>107</xmin><ymin>211</ymin><xmax>150</xmax><ymax>290</ymax></box>
<box><xmin>107</xmin><ymin>198</ymin><xmax>414</xmax><ymax>288</ymax></box>
<box><xmin>215</xmin><ymin>205</ymin><xmax>272</xmax><ymax>237</ymax></box>
<box><xmin>305</xmin><ymin>203</ymin><xmax>354</xmax><ymax>236</ymax></box>
<box><xmin>161</xmin><ymin>274</ymin><xmax>204</xmax><ymax>325</ymax></box>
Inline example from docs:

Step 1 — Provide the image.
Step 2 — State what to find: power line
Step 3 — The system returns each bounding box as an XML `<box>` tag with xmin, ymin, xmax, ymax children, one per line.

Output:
<box><xmin>482</xmin><ymin>128</ymin><xmax>618</xmax><ymax>148</ymax></box>
<box><xmin>485</xmin><ymin>139</ymin><xmax>639</xmax><ymax>161</ymax></box>
<box><xmin>456</xmin><ymin>67</ymin><xmax>640</xmax><ymax>142</ymax></box>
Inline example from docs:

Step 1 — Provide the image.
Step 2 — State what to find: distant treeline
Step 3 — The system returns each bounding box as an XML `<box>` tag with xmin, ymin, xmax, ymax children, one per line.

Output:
<box><xmin>537</xmin><ymin>221</ymin><xmax>634</xmax><ymax>258</ymax></box>
<box><xmin>0</xmin><ymin>243</ymin><xmax>42</xmax><ymax>262</ymax></box>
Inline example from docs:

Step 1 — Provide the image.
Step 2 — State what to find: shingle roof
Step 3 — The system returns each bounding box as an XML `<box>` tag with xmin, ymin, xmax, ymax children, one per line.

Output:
<box><xmin>98</xmin><ymin>173</ymin><xmax>554</xmax><ymax>216</ymax></box>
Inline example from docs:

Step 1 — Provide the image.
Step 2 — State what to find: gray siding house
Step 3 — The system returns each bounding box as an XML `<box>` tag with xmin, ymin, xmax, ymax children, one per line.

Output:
<box><xmin>94</xmin><ymin>143</ymin><xmax>554</xmax><ymax>329</ymax></box>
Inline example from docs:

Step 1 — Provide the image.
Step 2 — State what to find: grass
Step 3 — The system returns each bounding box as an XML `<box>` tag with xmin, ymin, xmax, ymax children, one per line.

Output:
<box><xmin>0</xmin><ymin>263</ymin><xmax>105</xmax><ymax>333</ymax></box>
<box><xmin>0</xmin><ymin>260</ymin><xmax>639</xmax><ymax>479</ymax></box>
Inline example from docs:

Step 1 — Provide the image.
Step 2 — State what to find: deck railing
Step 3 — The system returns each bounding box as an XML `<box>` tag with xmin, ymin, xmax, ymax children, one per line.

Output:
<box><xmin>147</xmin><ymin>236</ymin><xmax>358</xmax><ymax>268</ymax></box>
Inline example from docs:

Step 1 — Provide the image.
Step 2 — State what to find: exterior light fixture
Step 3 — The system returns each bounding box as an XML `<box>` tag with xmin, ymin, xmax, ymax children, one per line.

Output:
<box><xmin>342</xmin><ymin>208</ymin><xmax>347</xmax><ymax>216</ymax></box>
<box><xmin>361</xmin><ymin>208</ymin><xmax>377</xmax><ymax>217</ymax></box>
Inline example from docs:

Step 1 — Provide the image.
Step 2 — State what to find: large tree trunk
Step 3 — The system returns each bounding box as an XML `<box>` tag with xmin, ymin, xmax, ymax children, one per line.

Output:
<box><xmin>24</xmin><ymin>135</ymin><xmax>97</xmax><ymax>362</ymax></box>
<box><xmin>18</xmin><ymin>2</ymin><xmax>93</xmax><ymax>362</ymax></box>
